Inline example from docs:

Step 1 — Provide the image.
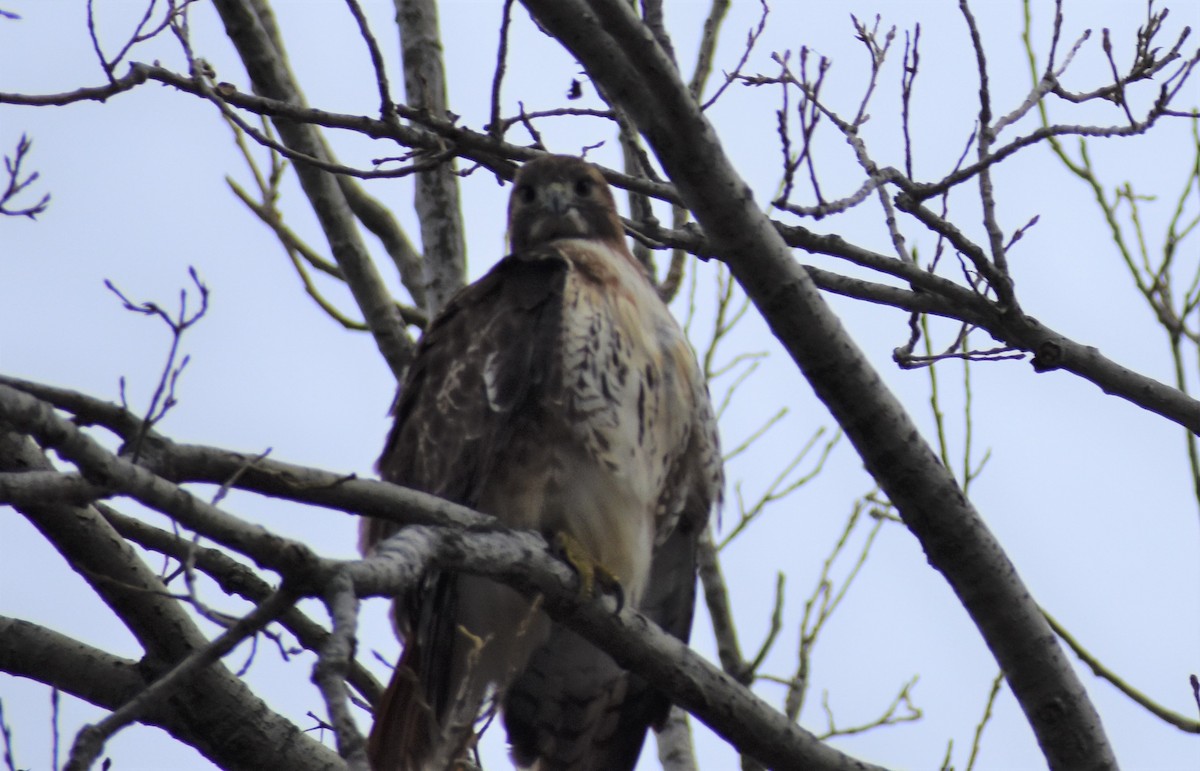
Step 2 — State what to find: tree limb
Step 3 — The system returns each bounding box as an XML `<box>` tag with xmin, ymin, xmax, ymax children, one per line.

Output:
<box><xmin>210</xmin><ymin>0</ymin><xmax>414</xmax><ymax>378</ymax></box>
<box><xmin>395</xmin><ymin>0</ymin><xmax>468</xmax><ymax>317</ymax></box>
<box><xmin>515</xmin><ymin>1</ymin><xmax>1118</xmax><ymax>768</ymax></box>
<box><xmin>0</xmin><ymin>380</ymin><xmax>890</xmax><ymax>770</ymax></box>
<box><xmin>0</xmin><ymin>426</ymin><xmax>341</xmax><ymax>771</ymax></box>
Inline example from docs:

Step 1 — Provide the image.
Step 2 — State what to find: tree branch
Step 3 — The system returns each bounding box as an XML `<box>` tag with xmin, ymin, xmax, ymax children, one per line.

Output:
<box><xmin>515</xmin><ymin>1</ymin><xmax>1118</xmax><ymax>768</ymax></box>
<box><xmin>210</xmin><ymin>0</ymin><xmax>413</xmax><ymax>378</ymax></box>
<box><xmin>0</xmin><ymin>426</ymin><xmax>340</xmax><ymax>771</ymax></box>
<box><xmin>395</xmin><ymin>0</ymin><xmax>468</xmax><ymax>317</ymax></box>
<box><xmin>0</xmin><ymin>379</ymin><xmax>890</xmax><ymax>770</ymax></box>
<box><xmin>0</xmin><ymin>616</ymin><xmax>344</xmax><ymax>770</ymax></box>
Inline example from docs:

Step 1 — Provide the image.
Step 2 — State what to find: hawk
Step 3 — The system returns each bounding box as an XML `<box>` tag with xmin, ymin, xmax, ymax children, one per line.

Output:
<box><xmin>360</xmin><ymin>155</ymin><xmax>722</xmax><ymax>770</ymax></box>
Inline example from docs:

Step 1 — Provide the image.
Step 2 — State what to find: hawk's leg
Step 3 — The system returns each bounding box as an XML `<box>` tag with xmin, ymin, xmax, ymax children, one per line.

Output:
<box><xmin>551</xmin><ymin>530</ymin><xmax>625</xmax><ymax>610</ymax></box>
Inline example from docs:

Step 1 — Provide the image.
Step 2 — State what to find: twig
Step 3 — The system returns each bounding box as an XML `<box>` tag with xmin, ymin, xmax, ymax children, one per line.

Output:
<box><xmin>0</xmin><ymin>697</ymin><xmax>17</xmax><ymax>771</ymax></box>
<box><xmin>815</xmin><ymin>675</ymin><xmax>921</xmax><ymax>740</ymax></box>
<box><xmin>487</xmin><ymin>0</ymin><xmax>517</xmax><ymax>140</ymax></box>
<box><xmin>700</xmin><ymin>0</ymin><xmax>768</xmax><ymax>111</ymax></box>
<box><xmin>719</xmin><ymin>428</ymin><xmax>839</xmax><ymax>549</ymax></box>
<box><xmin>1043</xmin><ymin>609</ymin><xmax>1200</xmax><ymax>733</ymax></box>
<box><xmin>744</xmin><ymin>572</ymin><xmax>786</xmax><ymax>677</ymax></box>
<box><xmin>960</xmin><ymin>0</ymin><xmax>1019</xmax><ymax>311</ymax></box>
<box><xmin>0</xmin><ymin>134</ymin><xmax>50</xmax><ymax>218</ymax></box>
<box><xmin>901</xmin><ymin>24</ymin><xmax>921</xmax><ymax>179</ymax></box>
<box><xmin>696</xmin><ymin>529</ymin><xmax>750</xmax><ymax>684</ymax></box>
<box><xmin>344</xmin><ymin>0</ymin><xmax>395</xmax><ymax>121</ymax></box>
<box><xmin>86</xmin><ymin>0</ymin><xmax>179</xmax><ymax>81</ymax></box>
<box><xmin>784</xmin><ymin>496</ymin><xmax>888</xmax><ymax>721</ymax></box>
<box><xmin>104</xmin><ymin>268</ymin><xmax>209</xmax><ymax>461</ymax></box>
<box><xmin>965</xmin><ymin>672</ymin><xmax>1004</xmax><ymax>771</ymax></box>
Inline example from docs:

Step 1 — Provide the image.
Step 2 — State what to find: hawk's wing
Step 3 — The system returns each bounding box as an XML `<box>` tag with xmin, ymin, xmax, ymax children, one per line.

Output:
<box><xmin>364</xmin><ymin>248</ymin><xmax>568</xmax><ymax>544</ymax></box>
<box><xmin>362</xmin><ymin>250</ymin><xmax>570</xmax><ymax>770</ymax></box>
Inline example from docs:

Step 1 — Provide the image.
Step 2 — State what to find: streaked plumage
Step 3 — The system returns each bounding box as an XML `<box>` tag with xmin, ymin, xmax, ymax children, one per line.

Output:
<box><xmin>360</xmin><ymin>155</ymin><xmax>722</xmax><ymax>771</ymax></box>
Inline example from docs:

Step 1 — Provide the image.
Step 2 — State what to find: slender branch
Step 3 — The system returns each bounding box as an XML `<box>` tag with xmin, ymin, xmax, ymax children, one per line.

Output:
<box><xmin>965</xmin><ymin>672</ymin><xmax>1005</xmax><ymax>771</ymax></box>
<box><xmin>210</xmin><ymin>0</ymin><xmax>414</xmax><ymax>378</ymax></box>
<box><xmin>0</xmin><ymin>134</ymin><xmax>50</xmax><ymax>218</ymax></box>
<box><xmin>1044</xmin><ymin>609</ymin><xmax>1200</xmax><ymax>733</ymax></box>
<box><xmin>344</xmin><ymin>0</ymin><xmax>395</xmax><ymax>121</ymax></box>
<box><xmin>488</xmin><ymin>0</ymin><xmax>517</xmax><ymax>140</ymax></box>
<box><xmin>0</xmin><ymin>616</ymin><xmax>347</xmax><ymax>770</ymax></box>
<box><xmin>226</xmin><ymin>176</ymin><xmax>427</xmax><ymax>328</ymax></box>
<box><xmin>0</xmin><ymin>428</ymin><xmax>338</xmax><ymax>770</ymax></box>
<box><xmin>100</xmin><ymin>504</ymin><xmax>383</xmax><ymax>706</ymax></box>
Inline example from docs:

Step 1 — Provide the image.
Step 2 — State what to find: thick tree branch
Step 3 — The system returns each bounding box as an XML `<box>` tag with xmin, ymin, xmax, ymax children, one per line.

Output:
<box><xmin>0</xmin><ymin>616</ymin><xmax>340</xmax><ymax>768</ymax></box>
<box><xmin>64</xmin><ymin>586</ymin><xmax>303</xmax><ymax>771</ymax></box>
<box><xmin>0</xmin><ymin>379</ymin><xmax>889</xmax><ymax>770</ymax></box>
<box><xmin>352</xmin><ymin>526</ymin><xmax>891</xmax><ymax>771</ymax></box>
<box><xmin>395</xmin><ymin>0</ymin><xmax>468</xmax><ymax>317</ymax></box>
<box><xmin>0</xmin><ymin>425</ymin><xmax>341</xmax><ymax>771</ymax></box>
<box><xmin>100</xmin><ymin>504</ymin><xmax>384</xmax><ymax>707</ymax></box>
<box><xmin>515</xmin><ymin>1</ymin><xmax>1118</xmax><ymax>769</ymax></box>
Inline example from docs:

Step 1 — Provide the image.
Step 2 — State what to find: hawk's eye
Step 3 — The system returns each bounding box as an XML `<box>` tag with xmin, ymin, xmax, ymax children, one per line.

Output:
<box><xmin>573</xmin><ymin>177</ymin><xmax>593</xmax><ymax>197</ymax></box>
<box><xmin>516</xmin><ymin>184</ymin><xmax>537</xmax><ymax>204</ymax></box>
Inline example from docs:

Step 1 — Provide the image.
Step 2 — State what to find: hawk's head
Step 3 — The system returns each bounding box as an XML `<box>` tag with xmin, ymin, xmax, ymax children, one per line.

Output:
<box><xmin>507</xmin><ymin>155</ymin><xmax>625</xmax><ymax>254</ymax></box>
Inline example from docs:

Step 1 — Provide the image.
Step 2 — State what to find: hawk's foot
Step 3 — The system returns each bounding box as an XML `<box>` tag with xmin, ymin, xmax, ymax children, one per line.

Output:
<box><xmin>551</xmin><ymin>531</ymin><xmax>624</xmax><ymax>609</ymax></box>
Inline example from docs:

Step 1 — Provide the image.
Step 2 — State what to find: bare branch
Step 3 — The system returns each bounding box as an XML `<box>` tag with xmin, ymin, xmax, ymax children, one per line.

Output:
<box><xmin>0</xmin><ymin>134</ymin><xmax>50</xmax><ymax>218</ymax></box>
<box><xmin>0</xmin><ymin>428</ymin><xmax>338</xmax><ymax>770</ymax></box>
<box><xmin>314</xmin><ymin>573</ymin><xmax>370</xmax><ymax>769</ymax></box>
<box><xmin>100</xmin><ymin>504</ymin><xmax>383</xmax><ymax>707</ymax></box>
<box><xmin>103</xmin><ymin>268</ymin><xmax>208</xmax><ymax>460</ymax></box>
<box><xmin>63</xmin><ymin>587</ymin><xmax>301</xmax><ymax>771</ymax></box>
<box><xmin>0</xmin><ymin>378</ymin><xmax>892</xmax><ymax>771</ymax></box>
<box><xmin>395</xmin><ymin>0</ymin><xmax>468</xmax><ymax>317</ymax></box>
<box><xmin>1044</xmin><ymin>609</ymin><xmax>1200</xmax><ymax>733</ymax></box>
<box><xmin>965</xmin><ymin>672</ymin><xmax>1005</xmax><ymax>771</ymax></box>
<box><xmin>345</xmin><ymin>0</ymin><xmax>396</xmax><ymax>121</ymax></box>
<box><xmin>210</xmin><ymin>0</ymin><xmax>414</xmax><ymax>378</ymax></box>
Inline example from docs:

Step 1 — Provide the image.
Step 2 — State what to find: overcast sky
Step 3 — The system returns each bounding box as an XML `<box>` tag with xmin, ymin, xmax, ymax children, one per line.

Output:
<box><xmin>1</xmin><ymin>1</ymin><xmax>1197</xmax><ymax>769</ymax></box>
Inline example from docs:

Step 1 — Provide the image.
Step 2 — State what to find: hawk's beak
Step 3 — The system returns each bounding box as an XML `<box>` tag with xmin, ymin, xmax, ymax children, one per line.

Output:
<box><xmin>542</xmin><ymin>183</ymin><xmax>573</xmax><ymax>216</ymax></box>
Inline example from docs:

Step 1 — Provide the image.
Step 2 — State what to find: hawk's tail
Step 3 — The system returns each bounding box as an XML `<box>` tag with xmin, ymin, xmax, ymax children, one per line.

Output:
<box><xmin>504</xmin><ymin>626</ymin><xmax>648</xmax><ymax>771</ymax></box>
<box><xmin>368</xmin><ymin>575</ymin><xmax>481</xmax><ymax>771</ymax></box>
<box><xmin>368</xmin><ymin>642</ymin><xmax>440</xmax><ymax>771</ymax></box>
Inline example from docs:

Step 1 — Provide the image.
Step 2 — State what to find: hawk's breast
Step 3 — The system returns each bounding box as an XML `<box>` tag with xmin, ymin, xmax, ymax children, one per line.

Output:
<box><xmin>491</xmin><ymin>239</ymin><xmax>698</xmax><ymax>601</ymax></box>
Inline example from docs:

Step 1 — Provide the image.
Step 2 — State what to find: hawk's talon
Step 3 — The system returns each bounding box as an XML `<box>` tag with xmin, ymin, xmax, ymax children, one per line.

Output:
<box><xmin>551</xmin><ymin>531</ymin><xmax>622</xmax><ymax>605</ymax></box>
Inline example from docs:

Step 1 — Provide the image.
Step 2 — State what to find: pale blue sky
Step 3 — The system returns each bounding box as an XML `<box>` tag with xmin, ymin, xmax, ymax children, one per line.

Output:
<box><xmin>1</xmin><ymin>1</ymin><xmax>1197</xmax><ymax>769</ymax></box>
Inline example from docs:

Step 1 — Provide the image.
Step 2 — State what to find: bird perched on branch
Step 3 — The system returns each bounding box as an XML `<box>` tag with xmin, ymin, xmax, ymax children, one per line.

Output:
<box><xmin>360</xmin><ymin>154</ymin><xmax>722</xmax><ymax>771</ymax></box>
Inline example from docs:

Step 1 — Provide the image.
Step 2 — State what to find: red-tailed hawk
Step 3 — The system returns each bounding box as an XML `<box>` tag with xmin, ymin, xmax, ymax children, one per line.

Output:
<box><xmin>360</xmin><ymin>155</ymin><xmax>722</xmax><ymax>770</ymax></box>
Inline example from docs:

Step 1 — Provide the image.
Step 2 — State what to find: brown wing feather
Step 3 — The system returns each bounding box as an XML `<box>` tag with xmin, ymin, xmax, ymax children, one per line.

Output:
<box><xmin>363</xmin><ymin>249</ymin><xmax>570</xmax><ymax>548</ymax></box>
<box><xmin>364</xmin><ymin>250</ymin><xmax>569</xmax><ymax>770</ymax></box>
